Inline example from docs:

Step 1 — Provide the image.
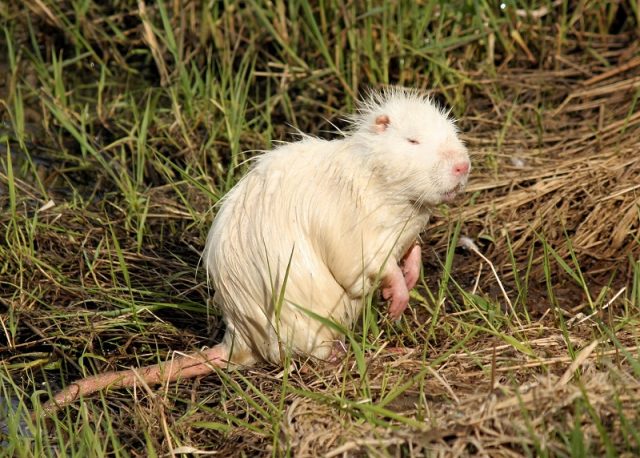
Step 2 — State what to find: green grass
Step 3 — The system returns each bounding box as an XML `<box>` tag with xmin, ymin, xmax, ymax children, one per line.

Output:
<box><xmin>1</xmin><ymin>0</ymin><xmax>640</xmax><ymax>456</ymax></box>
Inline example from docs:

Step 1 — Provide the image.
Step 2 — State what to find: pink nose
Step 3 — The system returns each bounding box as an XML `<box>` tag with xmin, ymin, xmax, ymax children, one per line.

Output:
<box><xmin>452</xmin><ymin>161</ymin><xmax>470</xmax><ymax>176</ymax></box>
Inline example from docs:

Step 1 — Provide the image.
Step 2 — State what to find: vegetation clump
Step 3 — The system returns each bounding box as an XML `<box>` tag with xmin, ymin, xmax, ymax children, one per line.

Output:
<box><xmin>1</xmin><ymin>1</ymin><xmax>639</xmax><ymax>456</ymax></box>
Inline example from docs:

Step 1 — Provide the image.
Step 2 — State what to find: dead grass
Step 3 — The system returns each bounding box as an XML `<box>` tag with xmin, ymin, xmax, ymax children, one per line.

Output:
<box><xmin>1</xmin><ymin>1</ymin><xmax>639</xmax><ymax>456</ymax></box>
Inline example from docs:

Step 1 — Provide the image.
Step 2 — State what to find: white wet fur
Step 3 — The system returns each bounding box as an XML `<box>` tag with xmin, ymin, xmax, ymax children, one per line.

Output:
<box><xmin>203</xmin><ymin>87</ymin><xmax>470</xmax><ymax>365</ymax></box>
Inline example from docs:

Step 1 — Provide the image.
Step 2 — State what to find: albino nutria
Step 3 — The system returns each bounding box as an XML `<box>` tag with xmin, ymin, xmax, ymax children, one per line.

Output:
<box><xmin>45</xmin><ymin>88</ymin><xmax>470</xmax><ymax>412</ymax></box>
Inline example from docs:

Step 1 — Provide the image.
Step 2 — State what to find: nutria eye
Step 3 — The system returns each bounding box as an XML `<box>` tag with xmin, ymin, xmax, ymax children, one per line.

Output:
<box><xmin>407</xmin><ymin>138</ymin><xmax>419</xmax><ymax>145</ymax></box>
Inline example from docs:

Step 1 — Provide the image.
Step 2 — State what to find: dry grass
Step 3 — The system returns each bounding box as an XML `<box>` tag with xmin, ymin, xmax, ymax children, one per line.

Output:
<box><xmin>1</xmin><ymin>1</ymin><xmax>639</xmax><ymax>456</ymax></box>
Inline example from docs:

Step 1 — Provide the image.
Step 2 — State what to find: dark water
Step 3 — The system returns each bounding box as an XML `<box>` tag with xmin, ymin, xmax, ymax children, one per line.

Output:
<box><xmin>0</xmin><ymin>394</ymin><xmax>33</xmax><ymax>450</ymax></box>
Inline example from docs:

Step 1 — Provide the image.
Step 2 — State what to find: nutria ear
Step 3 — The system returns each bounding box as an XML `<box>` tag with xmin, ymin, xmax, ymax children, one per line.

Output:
<box><xmin>374</xmin><ymin>114</ymin><xmax>390</xmax><ymax>133</ymax></box>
